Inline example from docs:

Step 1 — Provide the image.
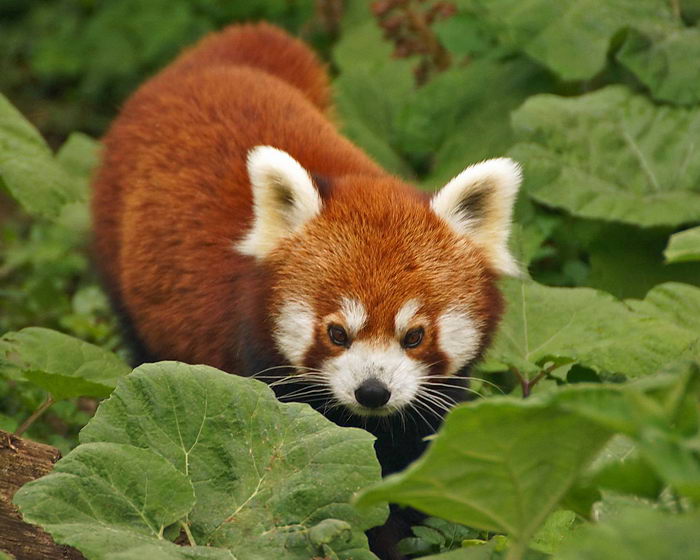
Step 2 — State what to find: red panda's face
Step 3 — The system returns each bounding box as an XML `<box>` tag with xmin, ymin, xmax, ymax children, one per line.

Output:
<box><xmin>239</xmin><ymin>147</ymin><xmax>520</xmax><ymax>418</ymax></box>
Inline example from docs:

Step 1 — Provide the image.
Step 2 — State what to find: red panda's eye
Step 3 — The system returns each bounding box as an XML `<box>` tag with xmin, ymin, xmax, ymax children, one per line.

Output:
<box><xmin>402</xmin><ymin>327</ymin><xmax>424</xmax><ymax>349</ymax></box>
<box><xmin>328</xmin><ymin>324</ymin><xmax>349</xmax><ymax>347</ymax></box>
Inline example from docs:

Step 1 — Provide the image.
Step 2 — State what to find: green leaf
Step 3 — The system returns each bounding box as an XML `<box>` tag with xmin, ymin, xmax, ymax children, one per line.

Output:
<box><xmin>588</xmin><ymin>454</ymin><xmax>663</xmax><ymax>499</ymax></box>
<box><xmin>106</xmin><ymin>544</ymin><xmax>234</xmax><ymax>560</ymax></box>
<box><xmin>452</xmin><ymin>0</ymin><xmax>675</xmax><ymax>80</ymax></box>
<box><xmin>79</xmin><ymin>362</ymin><xmax>385</xmax><ymax>559</ymax></box>
<box><xmin>557</xmin><ymin>508</ymin><xmax>700</xmax><ymax>560</ymax></box>
<box><xmin>665</xmin><ymin>226</ymin><xmax>700</xmax><ymax>263</ymax></box>
<box><xmin>627</xmin><ymin>282</ymin><xmax>700</xmax><ymax>335</ymax></box>
<box><xmin>355</xmin><ymin>388</ymin><xmax>613</xmax><ymax>547</ymax></box>
<box><xmin>14</xmin><ymin>442</ymin><xmax>196</xmax><ymax>557</ymax></box>
<box><xmin>0</xmin><ymin>327</ymin><xmax>130</xmax><ymax>400</ymax></box>
<box><xmin>618</xmin><ymin>27</ymin><xmax>700</xmax><ymax>106</ymax></box>
<box><xmin>56</xmin><ymin>132</ymin><xmax>100</xmax><ymax>185</ymax></box>
<box><xmin>483</xmin><ymin>277</ymin><xmax>697</xmax><ymax>379</ymax></box>
<box><xmin>510</xmin><ymin>86</ymin><xmax>700</xmax><ymax>227</ymax></box>
<box><xmin>0</xmin><ymin>93</ymin><xmax>86</xmax><ymax>217</ymax></box>
<box><xmin>529</xmin><ymin>509</ymin><xmax>577</xmax><ymax>554</ymax></box>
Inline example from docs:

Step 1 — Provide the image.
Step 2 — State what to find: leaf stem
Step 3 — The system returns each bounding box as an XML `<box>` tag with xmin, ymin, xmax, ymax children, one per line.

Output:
<box><xmin>180</xmin><ymin>520</ymin><xmax>197</xmax><ymax>547</ymax></box>
<box><xmin>513</xmin><ymin>365</ymin><xmax>552</xmax><ymax>398</ymax></box>
<box><xmin>14</xmin><ymin>394</ymin><xmax>55</xmax><ymax>437</ymax></box>
<box><xmin>506</xmin><ymin>538</ymin><xmax>527</xmax><ymax>560</ymax></box>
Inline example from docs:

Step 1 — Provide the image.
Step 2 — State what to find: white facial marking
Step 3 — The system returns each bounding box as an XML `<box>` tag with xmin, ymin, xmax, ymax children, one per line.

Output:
<box><xmin>274</xmin><ymin>300</ymin><xmax>315</xmax><ymax>365</ymax></box>
<box><xmin>438</xmin><ymin>308</ymin><xmax>483</xmax><ymax>375</ymax></box>
<box><xmin>394</xmin><ymin>298</ymin><xmax>421</xmax><ymax>335</ymax></box>
<box><xmin>340</xmin><ymin>297</ymin><xmax>367</xmax><ymax>336</ymax></box>
<box><xmin>325</xmin><ymin>341</ymin><xmax>425</xmax><ymax>415</ymax></box>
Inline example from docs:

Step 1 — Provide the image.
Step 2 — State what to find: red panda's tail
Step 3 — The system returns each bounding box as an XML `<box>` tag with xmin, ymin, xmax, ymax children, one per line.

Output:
<box><xmin>165</xmin><ymin>22</ymin><xmax>331</xmax><ymax>112</ymax></box>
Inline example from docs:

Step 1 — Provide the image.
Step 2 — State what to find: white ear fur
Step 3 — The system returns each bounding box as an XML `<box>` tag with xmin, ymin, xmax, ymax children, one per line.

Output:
<box><xmin>431</xmin><ymin>158</ymin><xmax>522</xmax><ymax>276</ymax></box>
<box><xmin>237</xmin><ymin>146</ymin><xmax>322</xmax><ymax>259</ymax></box>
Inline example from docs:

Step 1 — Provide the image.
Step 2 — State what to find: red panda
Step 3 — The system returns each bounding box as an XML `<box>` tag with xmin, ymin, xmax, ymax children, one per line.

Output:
<box><xmin>91</xmin><ymin>22</ymin><xmax>521</xmax><ymax>559</ymax></box>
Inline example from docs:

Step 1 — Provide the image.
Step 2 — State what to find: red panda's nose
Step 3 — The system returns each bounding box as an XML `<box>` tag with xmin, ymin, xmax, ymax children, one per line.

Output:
<box><xmin>354</xmin><ymin>378</ymin><xmax>391</xmax><ymax>408</ymax></box>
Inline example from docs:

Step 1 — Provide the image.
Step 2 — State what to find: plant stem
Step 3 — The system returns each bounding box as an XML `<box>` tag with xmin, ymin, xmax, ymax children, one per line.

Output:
<box><xmin>180</xmin><ymin>520</ymin><xmax>197</xmax><ymax>547</ymax></box>
<box><xmin>14</xmin><ymin>394</ymin><xmax>55</xmax><ymax>437</ymax></box>
<box><xmin>506</xmin><ymin>538</ymin><xmax>526</xmax><ymax>560</ymax></box>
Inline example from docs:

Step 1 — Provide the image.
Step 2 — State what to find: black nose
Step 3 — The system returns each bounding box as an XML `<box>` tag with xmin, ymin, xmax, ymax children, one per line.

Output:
<box><xmin>354</xmin><ymin>378</ymin><xmax>391</xmax><ymax>408</ymax></box>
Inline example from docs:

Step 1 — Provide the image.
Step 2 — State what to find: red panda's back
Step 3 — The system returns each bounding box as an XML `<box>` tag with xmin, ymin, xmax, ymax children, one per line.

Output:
<box><xmin>91</xmin><ymin>23</ymin><xmax>383</xmax><ymax>367</ymax></box>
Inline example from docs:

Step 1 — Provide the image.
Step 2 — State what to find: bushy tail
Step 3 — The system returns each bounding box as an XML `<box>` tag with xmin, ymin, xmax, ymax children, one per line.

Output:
<box><xmin>166</xmin><ymin>22</ymin><xmax>331</xmax><ymax>112</ymax></box>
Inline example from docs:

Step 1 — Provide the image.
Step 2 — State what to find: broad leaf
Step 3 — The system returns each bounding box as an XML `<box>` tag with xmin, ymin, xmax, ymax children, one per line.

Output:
<box><xmin>626</xmin><ymin>282</ymin><xmax>700</xmax><ymax>337</ymax></box>
<box><xmin>355</xmin><ymin>387</ymin><xmax>613</xmax><ymax>547</ymax></box>
<box><xmin>618</xmin><ymin>27</ymin><xmax>700</xmax><ymax>106</ymax></box>
<box><xmin>78</xmin><ymin>362</ymin><xmax>385</xmax><ymax>559</ymax></box>
<box><xmin>557</xmin><ymin>508</ymin><xmax>700</xmax><ymax>560</ymax></box>
<box><xmin>14</xmin><ymin>442</ymin><xmax>196</xmax><ymax>558</ymax></box>
<box><xmin>510</xmin><ymin>86</ymin><xmax>700</xmax><ymax>227</ymax></box>
<box><xmin>0</xmin><ymin>327</ymin><xmax>130</xmax><ymax>400</ymax></box>
<box><xmin>56</xmin><ymin>132</ymin><xmax>100</xmax><ymax>185</ymax></box>
<box><xmin>482</xmin><ymin>277</ymin><xmax>697</xmax><ymax>378</ymax></box>
<box><xmin>0</xmin><ymin>94</ymin><xmax>88</xmax><ymax>217</ymax></box>
<box><xmin>665</xmin><ymin>226</ymin><xmax>700</xmax><ymax>263</ymax></box>
<box><xmin>451</xmin><ymin>0</ymin><xmax>675</xmax><ymax>80</ymax></box>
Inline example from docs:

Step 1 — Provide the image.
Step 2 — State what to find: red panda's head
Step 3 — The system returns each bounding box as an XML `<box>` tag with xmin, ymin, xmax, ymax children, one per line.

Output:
<box><xmin>238</xmin><ymin>146</ymin><xmax>521</xmax><ymax>417</ymax></box>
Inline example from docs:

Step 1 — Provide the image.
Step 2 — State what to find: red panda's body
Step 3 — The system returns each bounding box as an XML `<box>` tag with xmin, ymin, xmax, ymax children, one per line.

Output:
<box><xmin>92</xmin><ymin>23</ymin><xmax>522</xmax><ymax>560</ymax></box>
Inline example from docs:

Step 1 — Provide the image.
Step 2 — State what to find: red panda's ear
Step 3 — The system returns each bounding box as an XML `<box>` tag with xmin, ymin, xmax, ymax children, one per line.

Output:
<box><xmin>431</xmin><ymin>158</ymin><xmax>522</xmax><ymax>276</ymax></box>
<box><xmin>237</xmin><ymin>146</ymin><xmax>322</xmax><ymax>259</ymax></box>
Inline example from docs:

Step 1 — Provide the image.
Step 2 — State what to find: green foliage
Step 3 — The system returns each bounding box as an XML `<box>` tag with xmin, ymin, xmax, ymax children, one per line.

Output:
<box><xmin>482</xmin><ymin>277</ymin><xmax>698</xmax><ymax>380</ymax></box>
<box><xmin>0</xmin><ymin>0</ymin><xmax>327</xmax><ymax>142</ymax></box>
<box><xmin>15</xmin><ymin>362</ymin><xmax>386</xmax><ymax>560</ymax></box>
<box><xmin>449</xmin><ymin>0</ymin><xmax>676</xmax><ymax>81</ymax></box>
<box><xmin>665</xmin><ymin>226</ymin><xmax>700</xmax><ymax>262</ymax></box>
<box><xmin>357</xmin><ymin>368</ymin><xmax>700</xmax><ymax>556</ymax></box>
<box><xmin>0</xmin><ymin>93</ymin><xmax>93</xmax><ymax>217</ymax></box>
<box><xmin>0</xmin><ymin>327</ymin><xmax>130</xmax><ymax>400</ymax></box>
<box><xmin>557</xmin><ymin>508</ymin><xmax>700</xmax><ymax>560</ymax></box>
<box><xmin>356</xmin><ymin>387</ymin><xmax>614</xmax><ymax>546</ymax></box>
<box><xmin>510</xmin><ymin>86</ymin><xmax>700</xmax><ymax>227</ymax></box>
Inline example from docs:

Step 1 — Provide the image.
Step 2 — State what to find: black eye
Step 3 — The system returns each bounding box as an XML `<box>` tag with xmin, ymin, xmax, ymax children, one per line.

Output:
<box><xmin>328</xmin><ymin>324</ymin><xmax>349</xmax><ymax>347</ymax></box>
<box><xmin>402</xmin><ymin>327</ymin><xmax>424</xmax><ymax>349</ymax></box>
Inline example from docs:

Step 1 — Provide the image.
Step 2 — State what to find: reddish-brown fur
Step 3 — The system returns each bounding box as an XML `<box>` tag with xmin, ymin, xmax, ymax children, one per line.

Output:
<box><xmin>92</xmin><ymin>22</ymin><xmax>506</xmax><ymax>560</ymax></box>
<box><xmin>92</xmin><ymin>23</ymin><xmax>502</xmax><ymax>377</ymax></box>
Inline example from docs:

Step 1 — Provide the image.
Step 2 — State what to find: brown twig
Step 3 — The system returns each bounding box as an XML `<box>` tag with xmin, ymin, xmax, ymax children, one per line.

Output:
<box><xmin>14</xmin><ymin>394</ymin><xmax>55</xmax><ymax>437</ymax></box>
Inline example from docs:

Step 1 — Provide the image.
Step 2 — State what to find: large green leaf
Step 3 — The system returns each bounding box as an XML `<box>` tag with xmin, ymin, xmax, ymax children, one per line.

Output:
<box><xmin>75</xmin><ymin>362</ymin><xmax>385</xmax><ymax>559</ymax></box>
<box><xmin>452</xmin><ymin>0</ymin><xmax>674</xmax><ymax>80</ymax></box>
<box><xmin>559</xmin><ymin>363</ymin><xmax>700</xmax><ymax>501</ymax></box>
<box><xmin>355</xmin><ymin>386</ymin><xmax>614</xmax><ymax>548</ymax></box>
<box><xmin>557</xmin><ymin>508</ymin><xmax>700</xmax><ymax>560</ymax></box>
<box><xmin>626</xmin><ymin>282</ymin><xmax>700</xmax><ymax>337</ymax></box>
<box><xmin>618</xmin><ymin>27</ymin><xmax>700</xmax><ymax>106</ymax></box>
<box><xmin>665</xmin><ymin>225</ymin><xmax>700</xmax><ymax>263</ymax></box>
<box><xmin>14</xmin><ymin>442</ymin><xmax>196</xmax><ymax>558</ymax></box>
<box><xmin>510</xmin><ymin>86</ymin><xmax>700</xmax><ymax>227</ymax></box>
<box><xmin>0</xmin><ymin>94</ymin><xmax>89</xmax><ymax>217</ymax></box>
<box><xmin>482</xmin><ymin>277</ymin><xmax>697</xmax><ymax>379</ymax></box>
<box><xmin>0</xmin><ymin>327</ymin><xmax>130</xmax><ymax>400</ymax></box>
